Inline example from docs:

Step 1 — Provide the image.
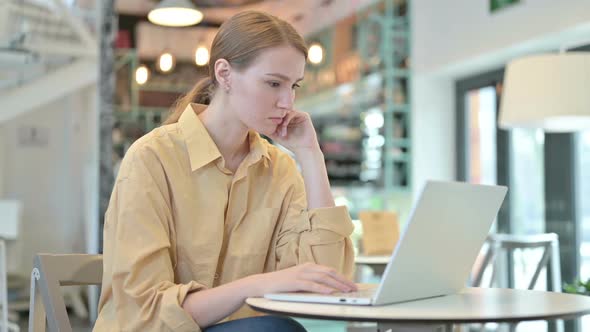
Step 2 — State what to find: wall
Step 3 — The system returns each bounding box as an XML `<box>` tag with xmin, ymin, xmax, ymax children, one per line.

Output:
<box><xmin>0</xmin><ymin>128</ymin><xmax>4</xmax><ymax>197</ymax></box>
<box><xmin>1</xmin><ymin>84</ymin><xmax>98</xmax><ymax>275</ymax></box>
<box><xmin>411</xmin><ymin>75</ymin><xmax>455</xmax><ymax>197</ymax></box>
<box><xmin>410</xmin><ymin>0</ymin><xmax>590</xmax><ymax>196</ymax></box>
<box><xmin>413</xmin><ymin>0</ymin><xmax>590</xmax><ymax>74</ymax></box>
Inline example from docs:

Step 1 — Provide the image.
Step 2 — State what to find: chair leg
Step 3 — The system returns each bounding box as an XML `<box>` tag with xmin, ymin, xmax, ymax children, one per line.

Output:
<box><xmin>508</xmin><ymin>322</ymin><xmax>517</xmax><ymax>332</ymax></box>
<box><xmin>88</xmin><ymin>285</ymin><xmax>99</xmax><ymax>323</ymax></box>
<box><xmin>550</xmin><ymin>240</ymin><xmax>562</xmax><ymax>292</ymax></box>
<box><xmin>472</xmin><ymin>243</ymin><xmax>496</xmax><ymax>287</ymax></box>
<box><xmin>64</xmin><ymin>287</ymin><xmax>88</xmax><ymax>319</ymax></box>
<box><xmin>6</xmin><ymin>313</ymin><xmax>17</xmax><ymax>325</ymax></box>
<box><xmin>1</xmin><ymin>240</ymin><xmax>8</xmax><ymax>332</ymax></box>
<box><xmin>528</xmin><ymin>247</ymin><xmax>551</xmax><ymax>290</ymax></box>
<box><xmin>5</xmin><ymin>321</ymin><xmax>19</xmax><ymax>332</ymax></box>
<box><xmin>28</xmin><ymin>268</ymin><xmax>45</xmax><ymax>332</ymax></box>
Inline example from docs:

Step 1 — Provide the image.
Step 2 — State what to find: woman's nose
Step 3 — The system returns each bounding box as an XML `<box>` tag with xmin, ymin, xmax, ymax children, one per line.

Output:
<box><xmin>277</xmin><ymin>91</ymin><xmax>294</xmax><ymax>109</ymax></box>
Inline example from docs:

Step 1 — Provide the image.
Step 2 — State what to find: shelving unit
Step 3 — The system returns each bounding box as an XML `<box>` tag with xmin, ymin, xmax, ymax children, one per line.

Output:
<box><xmin>111</xmin><ymin>1</ymin><xmax>412</xmax><ymax>215</ymax></box>
<box><xmin>111</xmin><ymin>49</ymin><xmax>204</xmax><ymax>158</ymax></box>
<box><xmin>296</xmin><ymin>0</ymin><xmax>411</xmax><ymax>202</ymax></box>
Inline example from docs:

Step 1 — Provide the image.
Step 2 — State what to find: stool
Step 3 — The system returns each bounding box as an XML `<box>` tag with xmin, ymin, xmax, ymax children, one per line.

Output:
<box><xmin>471</xmin><ymin>233</ymin><xmax>563</xmax><ymax>332</ymax></box>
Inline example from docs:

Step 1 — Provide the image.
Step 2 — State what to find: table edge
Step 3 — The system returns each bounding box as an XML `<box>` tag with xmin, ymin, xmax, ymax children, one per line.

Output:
<box><xmin>246</xmin><ymin>302</ymin><xmax>590</xmax><ymax>324</ymax></box>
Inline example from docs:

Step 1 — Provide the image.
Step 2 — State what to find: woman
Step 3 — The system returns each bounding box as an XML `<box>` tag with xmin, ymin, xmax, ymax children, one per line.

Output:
<box><xmin>94</xmin><ymin>10</ymin><xmax>357</xmax><ymax>332</ymax></box>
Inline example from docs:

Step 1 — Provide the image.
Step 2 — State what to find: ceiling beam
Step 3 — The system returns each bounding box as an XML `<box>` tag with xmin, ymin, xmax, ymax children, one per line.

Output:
<box><xmin>23</xmin><ymin>40</ymin><xmax>98</xmax><ymax>58</ymax></box>
<box><xmin>51</xmin><ymin>0</ymin><xmax>98</xmax><ymax>53</ymax></box>
<box><xmin>0</xmin><ymin>59</ymin><xmax>97</xmax><ymax>124</ymax></box>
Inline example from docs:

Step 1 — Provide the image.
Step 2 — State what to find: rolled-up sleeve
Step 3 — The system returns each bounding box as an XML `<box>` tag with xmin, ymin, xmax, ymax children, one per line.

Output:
<box><xmin>104</xmin><ymin>146</ymin><xmax>205</xmax><ymax>331</ymax></box>
<box><xmin>274</xmin><ymin>170</ymin><xmax>355</xmax><ymax>279</ymax></box>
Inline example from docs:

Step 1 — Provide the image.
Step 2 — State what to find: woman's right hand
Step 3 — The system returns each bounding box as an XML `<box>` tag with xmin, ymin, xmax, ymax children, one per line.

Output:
<box><xmin>250</xmin><ymin>262</ymin><xmax>358</xmax><ymax>296</ymax></box>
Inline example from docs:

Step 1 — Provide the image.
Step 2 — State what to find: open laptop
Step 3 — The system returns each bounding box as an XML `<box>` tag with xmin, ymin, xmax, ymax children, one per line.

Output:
<box><xmin>264</xmin><ymin>180</ymin><xmax>507</xmax><ymax>306</ymax></box>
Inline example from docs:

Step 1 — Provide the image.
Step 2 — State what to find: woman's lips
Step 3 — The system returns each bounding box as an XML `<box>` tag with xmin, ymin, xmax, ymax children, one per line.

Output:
<box><xmin>270</xmin><ymin>117</ymin><xmax>283</xmax><ymax>124</ymax></box>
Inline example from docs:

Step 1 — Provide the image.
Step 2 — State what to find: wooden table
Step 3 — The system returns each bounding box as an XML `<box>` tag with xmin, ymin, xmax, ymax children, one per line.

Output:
<box><xmin>247</xmin><ymin>287</ymin><xmax>590</xmax><ymax>332</ymax></box>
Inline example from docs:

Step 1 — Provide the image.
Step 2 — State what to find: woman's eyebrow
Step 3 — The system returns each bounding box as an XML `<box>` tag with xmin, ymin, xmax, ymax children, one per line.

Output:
<box><xmin>265</xmin><ymin>73</ymin><xmax>304</xmax><ymax>82</ymax></box>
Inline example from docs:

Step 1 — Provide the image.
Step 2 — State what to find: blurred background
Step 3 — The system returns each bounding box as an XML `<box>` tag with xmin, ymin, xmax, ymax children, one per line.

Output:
<box><xmin>1</xmin><ymin>0</ymin><xmax>590</xmax><ymax>331</ymax></box>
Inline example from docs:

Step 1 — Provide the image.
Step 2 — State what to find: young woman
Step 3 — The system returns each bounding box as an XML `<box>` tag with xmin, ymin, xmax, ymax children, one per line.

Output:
<box><xmin>94</xmin><ymin>10</ymin><xmax>357</xmax><ymax>332</ymax></box>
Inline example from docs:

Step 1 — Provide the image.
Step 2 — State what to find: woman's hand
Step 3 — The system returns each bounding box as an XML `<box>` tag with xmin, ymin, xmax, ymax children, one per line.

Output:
<box><xmin>249</xmin><ymin>262</ymin><xmax>358</xmax><ymax>296</ymax></box>
<box><xmin>268</xmin><ymin>110</ymin><xmax>320</xmax><ymax>154</ymax></box>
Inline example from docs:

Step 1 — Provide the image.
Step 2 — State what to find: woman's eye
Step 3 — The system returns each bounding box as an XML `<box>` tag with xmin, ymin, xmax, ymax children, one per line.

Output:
<box><xmin>268</xmin><ymin>81</ymin><xmax>280</xmax><ymax>88</ymax></box>
<box><xmin>292</xmin><ymin>84</ymin><xmax>301</xmax><ymax>90</ymax></box>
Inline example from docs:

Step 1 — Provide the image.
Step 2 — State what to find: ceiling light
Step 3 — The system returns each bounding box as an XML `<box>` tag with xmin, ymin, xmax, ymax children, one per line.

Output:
<box><xmin>148</xmin><ymin>0</ymin><xmax>203</xmax><ymax>27</ymax></box>
<box><xmin>135</xmin><ymin>65</ymin><xmax>150</xmax><ymax>85</ymax></box>
<box><xmin>308</xmin><ymin>43</ymin><xmax>324</xmax><ymax>65</ymax></box>
<box><xmin>195</xmin><ymin>46</ymin><xmax>209</xmax><ymax>66</ymax></box>
<box><xmin>157</xmin><ymin>52</ymin><xmax>175</xmax><ymax>73</ymax></box>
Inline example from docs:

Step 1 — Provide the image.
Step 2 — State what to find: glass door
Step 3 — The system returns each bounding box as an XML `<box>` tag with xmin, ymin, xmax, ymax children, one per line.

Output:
<box><xmin>578</xmin><ymin>131</ymin><xmax>590</xmax><ymax>330</ymax></box>
<box><xmin>464</xmin><ymin>85</ymin><xmax>498</xmax><ymax>186</ymax></box>
<box><xmin>457</xmin><ymin>71</ymin><xmax>547</xmax><ymax>332</ymax></box>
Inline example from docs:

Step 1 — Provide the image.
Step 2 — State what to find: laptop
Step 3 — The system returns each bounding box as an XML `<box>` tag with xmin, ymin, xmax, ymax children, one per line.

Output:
<box><xmin>264</xmin><ymin>180</ymin><xmax>507</xmax><ymax>306</ymax></box>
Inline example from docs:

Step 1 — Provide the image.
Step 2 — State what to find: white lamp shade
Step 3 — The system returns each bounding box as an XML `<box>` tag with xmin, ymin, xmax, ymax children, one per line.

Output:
<box><xmin>148</xmin><ymin>0</ymin><xmax>203</xmax><ymax>27</ymax></box>
<box><xmin>499</xmin><ymin>53</ymin><xmax>590</xmax><ymax>132</ymax></box>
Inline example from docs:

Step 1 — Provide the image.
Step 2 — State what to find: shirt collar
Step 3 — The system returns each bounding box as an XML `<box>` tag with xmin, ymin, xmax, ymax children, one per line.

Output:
<box><xmin>179</xmin><ymin>103</ymin><xmax>271</xmax><ymax>172</ymax></box>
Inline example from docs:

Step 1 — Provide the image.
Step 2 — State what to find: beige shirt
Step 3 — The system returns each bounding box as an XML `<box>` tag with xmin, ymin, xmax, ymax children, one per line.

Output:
<box><xmin>94</xmin><ymin>104</ymin><xmax>355</xmax><ymax>332</ymax></box>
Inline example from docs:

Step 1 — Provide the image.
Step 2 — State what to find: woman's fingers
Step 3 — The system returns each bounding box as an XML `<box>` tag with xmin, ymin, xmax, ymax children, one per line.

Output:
<box><xmin>303</xmin><ymin>272</ymin><xmax>354</xmax><ymax>293</ymax></box>
<box><xmin>305</xmin><ymin>264</ymin><xmax>357</xmax><ymax>290</ymax></box>
<box><xmin>296</xmin><ymin>280</ymin><xmax>337</xmax><ymax>294</ymax></box>
<box><xmin>319</xmin><ymin>267</ymin><xmax>358</xmax><ymax>291</ymax></box>
<box><xmin>299</xmin><ymin>263</ymin><xmax>357</xmax><ymax>291</ymax></box>
<box><xmin>280</xmin><ymin>111</ymin><xmax>297</xmax><ymax>137</ymax></box>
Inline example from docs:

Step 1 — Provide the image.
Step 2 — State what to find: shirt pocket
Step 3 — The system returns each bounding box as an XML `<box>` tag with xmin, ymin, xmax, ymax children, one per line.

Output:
<box><xmin>226</xmin><ymin>207</ymin><xmax>281</xmax><ymax>275</ymax></box>
<box><xmin>309</xmin><ymin>237</ymin><xmax>347</xmax><ymax>272</ymax></box>
<box><xmin>232</xmin><ymin>207</ymin><xmax>280</xmax><ymax>254</ymax></box>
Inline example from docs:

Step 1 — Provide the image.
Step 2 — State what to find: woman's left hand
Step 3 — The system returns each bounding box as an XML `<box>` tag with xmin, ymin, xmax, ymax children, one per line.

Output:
<box><xmin>268</xmin><ymin>109</ymin><xmax>320</xmax><ymax>153</ymax></box>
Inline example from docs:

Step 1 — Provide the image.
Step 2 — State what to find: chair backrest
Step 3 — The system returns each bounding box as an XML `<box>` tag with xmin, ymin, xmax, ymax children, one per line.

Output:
<box><xmin>28</xmin><ymin>254</ymin><xmax>102</xmax><ymax>332</ymax></box>
<box><xmin>471</xmin><ymin>233</ymin><xmax>561</xmax><ymax>292</ymax></box>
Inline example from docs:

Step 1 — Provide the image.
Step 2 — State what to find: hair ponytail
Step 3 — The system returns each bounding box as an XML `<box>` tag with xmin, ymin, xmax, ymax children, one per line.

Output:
<box><xmin>162</xmin><ymin>77</ymin><xmax>215</xmax><ymax>125</ymax></box>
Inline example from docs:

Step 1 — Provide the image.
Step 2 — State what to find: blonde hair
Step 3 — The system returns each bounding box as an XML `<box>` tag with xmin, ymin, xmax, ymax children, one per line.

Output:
<box><xmin>162</xmin><ymin>11</ymin><xmax>308</xmax><ymax>125</ymax></box>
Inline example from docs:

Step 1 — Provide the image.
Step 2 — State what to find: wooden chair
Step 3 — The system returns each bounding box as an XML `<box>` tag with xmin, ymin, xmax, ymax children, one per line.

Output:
<box><xmin>28</xmin><ymin>254</ymin><xmax>102</xmax><ymax>332</ymax></box>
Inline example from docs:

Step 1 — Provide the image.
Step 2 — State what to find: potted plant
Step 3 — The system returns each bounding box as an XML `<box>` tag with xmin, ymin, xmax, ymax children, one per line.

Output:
<box><xmin>563</xmin><ymin>279</ymin><xmax>590</xmax><ymax>296</ymax></box>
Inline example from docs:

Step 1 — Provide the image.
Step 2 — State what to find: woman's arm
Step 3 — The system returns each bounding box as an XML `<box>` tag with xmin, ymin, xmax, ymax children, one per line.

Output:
<box><xmin>181</xmin><ymin>276</ymin><xmax>258</xmax><ymax>328</ymax></box>
<box><xmin>269</xmin><ymin>110</ymin><xmax>335</xmax><ymax>209</ymax></box>
<box><xmin>182</xmin><ymin>263</ymin><xmax>356</xmax><ymax>328</ymax></box>
<box><xmin>292</xmin><ymin>147</ymin><xmax>334</xmax><ymax>209</ymax></box>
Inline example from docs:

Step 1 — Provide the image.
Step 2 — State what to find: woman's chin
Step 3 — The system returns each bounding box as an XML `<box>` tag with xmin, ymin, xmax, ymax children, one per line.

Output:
<box><xmin>255</xmin><ymin>126</ymin><xmax>278</xmax><ymax>138</ymax></box>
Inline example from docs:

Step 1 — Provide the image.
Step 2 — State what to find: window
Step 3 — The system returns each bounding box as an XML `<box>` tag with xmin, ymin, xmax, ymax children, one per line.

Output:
<box><xmin>509</xmin><ymin>128</ymin><xmax>547</xmax><ymax>301</ymax></box>
<box><xmin>458</xmin><ymin>74</ymin><xmax>547</xmax><ymax>332</ymax></box>
<box><xmin>509</xmin><ymin>128</ymin><xmax>545</xmax><ymax>236</ymax></box>
<box><xmin>465</xmin><ymin>86</ymin><xmax>497</xmax><ymax>185</ymax></box>
<box><xmin>578</xmin><ymin>131</ymin><xmax>590</xmax><ymax>280</ymax></box>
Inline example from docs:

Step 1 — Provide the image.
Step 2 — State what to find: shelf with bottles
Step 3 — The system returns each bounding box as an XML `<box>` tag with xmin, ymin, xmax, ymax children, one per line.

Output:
<box><xmin>313</xmin><ymin>114</ymin><xmax>364</xmax><ymax>183</ymax></box>
<box><xmin>297</xmin><ymin>66</ymin><xmax>409</xmax><ymax>116</ymax></box>
<box><xmin>115</xmin><ymin>106</ymin><xmax>168</xmax><ymax>129</ymax></box>
<box><xmin>298</xmin><ymin>0</ymin><xmax>411</xmax><ymax>194</ymax></box>
<box><xmin>302</xmin><ymin>69</ymin><xmax>409</xmax><ymax>184</ymax></box>
<box><xmin>312</xmin><ymin>107</ymin><xmax>392</xmax><ymax>186</ymax></box>
<box><xmin>308</xmin><ymin>86</ymin><xmax>410</xmax><ymax>183</ymax></box>
<box><xmin>113</xmin><ymin>51</ymin><xmax>203</xmax><ymax>159</ymax></box>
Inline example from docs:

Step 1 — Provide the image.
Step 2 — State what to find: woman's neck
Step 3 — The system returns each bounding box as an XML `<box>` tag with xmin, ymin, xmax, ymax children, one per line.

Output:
<box><xmin>197</xmin><ymin>96</ymin><xmax>250</xmax><ymax>168</ymax></box>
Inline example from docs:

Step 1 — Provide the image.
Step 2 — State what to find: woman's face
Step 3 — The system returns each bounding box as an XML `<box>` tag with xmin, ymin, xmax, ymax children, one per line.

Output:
<box><xmin>227</xmin><ymin>45</ymin><xmax>306</xmax><ymax>137</ymax></box>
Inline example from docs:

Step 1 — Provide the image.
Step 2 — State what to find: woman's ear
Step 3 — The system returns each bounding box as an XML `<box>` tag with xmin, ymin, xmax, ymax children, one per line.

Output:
<box><xmin>214</xmin><ymin>59</ymin><xmax>232</xmax><ymax>92</ymax></box>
